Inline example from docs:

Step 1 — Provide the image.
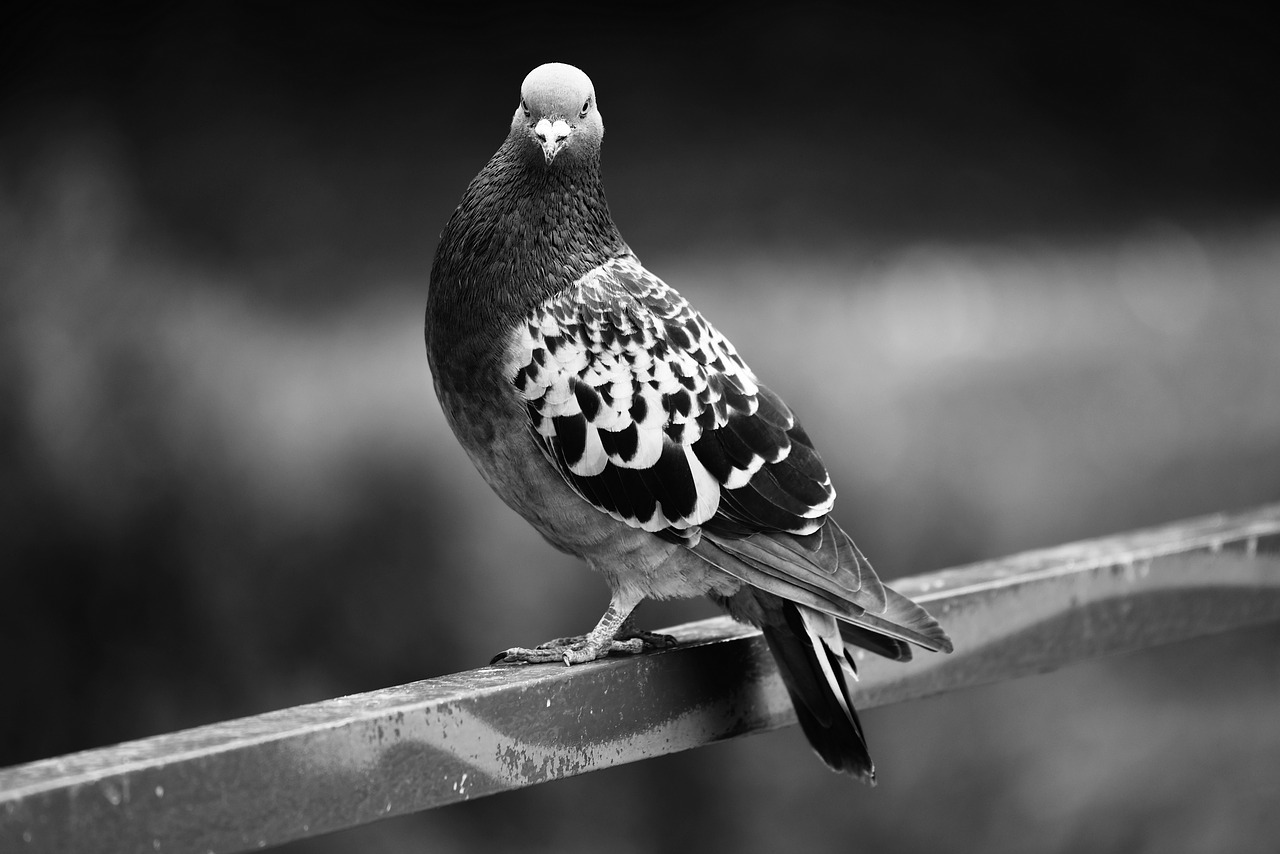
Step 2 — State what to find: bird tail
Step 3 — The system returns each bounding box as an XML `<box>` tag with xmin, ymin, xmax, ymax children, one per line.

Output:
<box><xmin>756</xmin><ymin>594</ymin><xmax>877</xmax><ymax>782</ymax></box>
<box><xmin>696</xmin><ymin>520</ymin><xmax>952</xmax><ymax>780</ymax></box>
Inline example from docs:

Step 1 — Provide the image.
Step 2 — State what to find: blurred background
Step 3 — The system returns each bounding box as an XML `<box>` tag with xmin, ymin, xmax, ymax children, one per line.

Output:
<box><xmin>3</xmin><ymin>2</ymin><xmax>1279</xmax><ymax>852</ymax></box>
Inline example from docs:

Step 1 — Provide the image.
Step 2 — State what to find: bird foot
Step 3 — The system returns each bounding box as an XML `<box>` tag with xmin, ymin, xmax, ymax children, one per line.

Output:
<box><xmin>617</xmin><ymin>627</ymin><xmax>679</xmax><ymax>650</ymax></box>
<box><xmin>491</xmin><ymin>638</ymin><xmax>641</xmax><ymax>666</ymax></box>
<box><xmin>490</xmin><ymin>629</ymin><xmax>677</xmax><ymax>666</ymax></box>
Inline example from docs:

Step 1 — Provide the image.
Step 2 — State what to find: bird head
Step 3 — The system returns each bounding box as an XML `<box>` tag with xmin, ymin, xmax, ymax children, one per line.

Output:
<box><xmin>511</xmin><ymin>62</ymin><xmax>603</xmax><ymax>167</ymax></box>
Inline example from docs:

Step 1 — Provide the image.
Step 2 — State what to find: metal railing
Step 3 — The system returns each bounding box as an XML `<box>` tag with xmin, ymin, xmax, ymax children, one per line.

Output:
<box><xmin>3</xmin><ymin>503</ymin><xmax>1279</xmax><ymax>854</ymax></box>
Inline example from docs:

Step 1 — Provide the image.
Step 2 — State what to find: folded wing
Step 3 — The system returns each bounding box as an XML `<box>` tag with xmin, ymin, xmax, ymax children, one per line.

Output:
<box><xmin>507</xmin><ymin>253</ymin><xmax>950</xmax><ymax>655</ymax></box>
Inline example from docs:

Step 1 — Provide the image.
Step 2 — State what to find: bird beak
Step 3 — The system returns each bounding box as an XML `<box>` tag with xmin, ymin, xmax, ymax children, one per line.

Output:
<box><xmin>534</xmin><ymin>117</ymin><xmax>572</xmax><ymax>164</ymax></box>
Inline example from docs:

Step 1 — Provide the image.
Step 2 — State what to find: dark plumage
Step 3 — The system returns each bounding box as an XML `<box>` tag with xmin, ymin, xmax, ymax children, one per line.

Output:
<box><xmin>425</xmin><ymin>62</ymin><xmax>952</xmax><ymax>782</ymax></box>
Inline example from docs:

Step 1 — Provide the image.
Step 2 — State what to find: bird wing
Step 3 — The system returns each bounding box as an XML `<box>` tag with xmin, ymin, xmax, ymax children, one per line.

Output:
<box><xmin>507</xmin><ymin>254</ymin><xmax>942</xmax><ymax>644</ymax></box>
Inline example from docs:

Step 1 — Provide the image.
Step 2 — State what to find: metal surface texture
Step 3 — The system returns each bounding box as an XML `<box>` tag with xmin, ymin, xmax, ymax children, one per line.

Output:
<box><xmin>3</xmin><ymin>503</ymin><xmax>1279</xmax><ymax>853</ymax></box>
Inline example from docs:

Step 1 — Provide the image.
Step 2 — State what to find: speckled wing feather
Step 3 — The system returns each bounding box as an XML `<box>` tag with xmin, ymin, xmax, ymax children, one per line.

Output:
<box><xmin>503</xmin><ymin>255</ymin><xmax>933</xmax><ymax>636</ymax></box>
<box><xmin>508</xmin><ymin>255</ymin><xmax>830</xmax><ymax>530</ymax></box>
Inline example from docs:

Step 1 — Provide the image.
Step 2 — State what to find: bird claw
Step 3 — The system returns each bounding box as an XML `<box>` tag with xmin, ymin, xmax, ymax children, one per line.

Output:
<box><xmin>620</xmin><ymin>629</ymin><xmax>678</xmax><ymax>650</ymax></box>
<box><xmin>489</xmin><ymin>646</ymin><xmax>570</xmax><ymax>665</ymax></box>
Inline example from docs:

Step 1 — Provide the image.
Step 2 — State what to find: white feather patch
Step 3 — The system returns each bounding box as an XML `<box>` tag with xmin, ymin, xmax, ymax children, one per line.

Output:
<box><xmin>724</xmin><ymin>455</ymin><xmax>765</xmax><ymax>490</ymax></box>
<box><xmin>569</xmin><ymin>423</ymin><xmax>607</xmax><ymax>476</ymax></box>
<box><xmin>540</xmin><ymin>380</ymin><xmax>574</xmax><ymax>408</ymax></box>
<box><xmin>635</xmin><ymin>385</ymin><xmax>664</xmax><ymax>430</ymax></box>
<box><xmin>631</xmin><ymin>421</ymin><xmax>665</xmax><ymax>469</ymax></box>
<box><xmin>683</xmin><ymin>443</ymin><xmax>721</xmax><ymax>525</ymax></box>
<box><xmin>552</xmin><ymin>340</ymin><xmax>588</xmax><ymax>373</ymax></box>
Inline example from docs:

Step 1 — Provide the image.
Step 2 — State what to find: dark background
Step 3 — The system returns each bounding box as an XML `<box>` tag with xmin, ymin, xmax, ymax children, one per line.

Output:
<box><xmin>3</xmin><ymin>2</ymin><xmax>1279</xmax><ymax>852</ymax></box>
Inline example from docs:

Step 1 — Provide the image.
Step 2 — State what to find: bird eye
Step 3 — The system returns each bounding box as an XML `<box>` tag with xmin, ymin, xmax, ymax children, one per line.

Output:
<box><xmin>521</xmin><ymin>98</ymin><xmax>531</xmax><ymax>117</ymax></box>
<box><xmin>579</xmin><ymin>98</ymin><xmax>590</xmax><ymax>118</ymax></box>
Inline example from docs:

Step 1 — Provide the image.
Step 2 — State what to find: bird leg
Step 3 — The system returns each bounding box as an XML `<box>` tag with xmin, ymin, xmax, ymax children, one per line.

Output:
<box><xmin>491</xmin><ymin>594</ymin><xmax>676</xmax><ymax>666</ymax></box>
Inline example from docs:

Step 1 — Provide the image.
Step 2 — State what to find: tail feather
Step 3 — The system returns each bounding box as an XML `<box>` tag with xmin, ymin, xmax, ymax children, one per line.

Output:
<box><xmin>839</xmin><ymin>623</ymin><xmax>913</xmax><ymax>662</ymax></box>
<box><xmin>760</xmin><ymin>600</ymin><xmax>876</xmax><ymax>782</ymax></box>
<box><xmin>852</xmin><ymin>586</ymin><xmax>953</xmax><ymax>654</ymax></box>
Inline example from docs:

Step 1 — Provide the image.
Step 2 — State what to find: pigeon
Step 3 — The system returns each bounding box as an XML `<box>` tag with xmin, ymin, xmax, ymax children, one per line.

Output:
<box><xmin>424</xmin><ymin>62</ymin><xmax>952</xmax><ymax>781</ymax></box>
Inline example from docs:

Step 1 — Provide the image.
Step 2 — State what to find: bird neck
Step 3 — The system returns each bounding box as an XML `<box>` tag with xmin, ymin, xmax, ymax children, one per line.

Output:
<box><xmin>426</xmin><ymin>134</ymin><xmax>629</xmax><ymax>386</ymax></box>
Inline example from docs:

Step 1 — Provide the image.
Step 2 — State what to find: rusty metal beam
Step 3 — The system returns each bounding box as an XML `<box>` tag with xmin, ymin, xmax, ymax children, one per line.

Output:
<box><xmin>3</xmin><ymin>504</ymin><xmax>1279</xmax><ymax>853</ymax></box>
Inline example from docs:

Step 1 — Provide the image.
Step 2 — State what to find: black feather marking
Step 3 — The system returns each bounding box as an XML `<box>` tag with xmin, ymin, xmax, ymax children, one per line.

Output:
<box><xmin>664</xmin><ymin>319</ymin><xmax>692</xmax><ymax>350</ymax></box>
<box><xmin>546</xmin><ymin>435</ymin><xmax>608</xmax><ymax>511</ymax></box>
<box><xmin>649</xmin><ymin>440</ymin><xmax>697</xmax><ymax>520</ymax></box>
<box><xmin>630</xmin><ymin>394</ymin><xmax>648</xmax><ymax>425</ymax></box>
<box><xmin>599</xmin><ymin>421</ymin><xmax>639</xmax><ymax>462</ymax></box>
<box><xmin>696</xmin><ymin>405</ymin><xmax>717</xmax><ymax>432</ymax></box>
<box><xmin>691</xmin><ymin>432</ymin><xmax>733</xmax><ymax>483</ymax></box>
<box><xmin>566</xmin><ymin>466</ymin><xmax>613</xmax><ymax>513</ymax></box>
<box><xmin>713</xmin><ymin>420</ymin><xmax>761</xmax><ymax>470</ymax></box>
<box><xmin>592</xmin><ymin>461</ymin><xmax>633</xmax><ymax>520</ymax></box>
<box><xmin>778</xmin><ymin>435</ymin><xmax>828</xmax><ymax>484</ymax></box>
<box><xmin>720</xmin><ymin>376</ymin><xmax>753</xmax><ymax>413</ymax></box>
<box><xmin>726</xmin><ymin>411</ymin><xmax>790</xmax><ymax>463</ymax></box>
<box><xmin>614</xmin><ymin>465</ymin><xmax>658</xmax><ymax>524</ymax></box>
<box><xmin>665</xmin><ymin>421</ymin><xmax>685</xmax><ymax>446</ymax></box>
<box><xmin>553</xmin><ymin>413</ymin><xmax>587</xmax><ymax>467</ymax></box>
<box><xmin>745</xmin><ymin>465</ymin><xmax>825</xmax><ymax>517</ymax></box>
<box><xmin>762</xmin><ymin>457</ymin><xmax>834</xmax><ymax>508</ymax></box>
<box><xmin>573</xmin><ymin>378</ymin><xmax>601</xmax><ymax>421</ymax></box>
<box><xmin>664</xmin><ymin>388</ymin><xmax>693</xmax><ymax>418</ymax></box>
